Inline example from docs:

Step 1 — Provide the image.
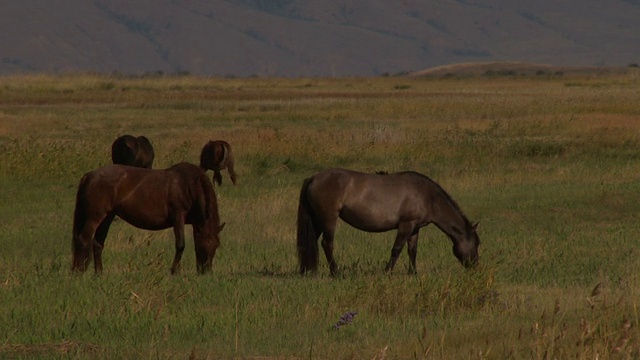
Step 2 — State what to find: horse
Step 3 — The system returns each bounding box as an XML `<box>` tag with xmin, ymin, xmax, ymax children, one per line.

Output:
<box><xmin>111</xmin><ymin>135</ymin><xmax>155</xmax><ymax>169</ymax></box>
<box><xmin>71</xmin><ymin>162</ymin><xmax>225</xmax><ymax>275</ymax></box>
<box><xmin>296</xmin><ymin>168</ymin><xmax>480</xmax><ymax>276</ymax></box>
<box><xmin>199</xmin><ymin>140</ymin><xmax>237</xmax><ymax>186</ymax></box>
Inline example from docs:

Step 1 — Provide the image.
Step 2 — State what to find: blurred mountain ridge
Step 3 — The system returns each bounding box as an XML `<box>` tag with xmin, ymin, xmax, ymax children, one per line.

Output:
<box><xmin>2</xmin><ymin>0</ymin><xmax>639</xmax><ymax>77</ymax></box>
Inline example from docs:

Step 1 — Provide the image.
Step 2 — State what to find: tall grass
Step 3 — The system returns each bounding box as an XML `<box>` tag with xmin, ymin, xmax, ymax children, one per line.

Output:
<box><xmin>1</xmin><ymin>73</ymin><xmax>639</xmax><ymax>358</ymax></box>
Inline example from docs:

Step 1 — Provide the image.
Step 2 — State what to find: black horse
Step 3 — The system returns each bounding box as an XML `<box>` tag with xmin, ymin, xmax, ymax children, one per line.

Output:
<box><xmin>72</xmin><ymin>162</ymin><xmax>224</xmax><ymax>274</ymax></box>
<box><xmin>111</xmin><ymin>135</ymin><xmax>155</xmax><ymax>169</ymax></box>
<box><xmin>296</xmin><ymin>168</ymin><xmax>480</xmax><ymax>276</ymax></box>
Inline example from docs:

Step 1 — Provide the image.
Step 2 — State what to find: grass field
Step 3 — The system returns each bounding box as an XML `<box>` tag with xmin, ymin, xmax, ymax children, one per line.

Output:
<box><xmin>1</xmin><ymin>72</ymin><xmax>640</xmax><ymax>359</ymax></box>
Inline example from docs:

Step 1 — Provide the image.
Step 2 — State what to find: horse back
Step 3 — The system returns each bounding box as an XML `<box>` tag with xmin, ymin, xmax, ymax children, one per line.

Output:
<box><xmin>111</xmin><ymin>135</ymin><xmax>137</xmax><ymax>166</ymax></box>
<box><xmin>309</xmin><ymin>168</ymin><xmax>424</xmax><ymax>200</ymax></box>
<box><xmin>78</xmin><ymin>164</ymin><xmax>211</xmax><ymax>230</ymax></box>
<box><xmin>111</xmin><ymin>135</ymin><xmax>154</xmax><ymax>168</ymax></box>
<box><xmin>307</xmin><ymin>168</ymin><xmax>434</xmax><ymax>231</ymax></box>
<box><xmin>79</xmin><ymin>165</ymin><xmax>156</xmax><ymax>212</ymax></box>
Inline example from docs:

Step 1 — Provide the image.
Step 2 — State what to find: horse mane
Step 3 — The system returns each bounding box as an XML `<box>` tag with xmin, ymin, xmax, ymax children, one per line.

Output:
<box><xmin>168</xmin><ymin>162</ymin><xmax>217</xmax><ymax>223</ymax></box>
<box><xmin>198</xmin><ymin>170</ymin><xmax>215</xmax><ymax>221</ymax></box>
<box><xmin>402</xmin><ymin>171</ymin><xmax>474</xmax><ymax>228</ymax></box>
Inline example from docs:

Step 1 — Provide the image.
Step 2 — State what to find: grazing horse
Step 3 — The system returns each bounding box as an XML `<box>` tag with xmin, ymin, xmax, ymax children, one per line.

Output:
<box><xmin>199</xmin><ymin>140</ymin><xmax>237</xmax><ymax>186</ymax></box>
<box><xmin>111</xmin><ymin>135</ymin><xmax>155</xmax><ymax>168</ymax></box>
<box><xmin>72</xmin><ymin>162</ymin><xmax>225</xmax><ymax>274</ymax></box>
<box><xmin>296</xmin><ymin>168</ymin><xmax>480</xmax><ymax>276</ymax></box>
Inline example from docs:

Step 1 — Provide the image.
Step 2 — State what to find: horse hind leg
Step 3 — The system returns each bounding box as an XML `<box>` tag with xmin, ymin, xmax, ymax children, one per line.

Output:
<box><xmin>213</xmin><ymin>170</ymin><xmax>223</xmax><ymax>186</ymax></box>
<box><xmin>320</xmin><ymin>221</ymin><xmax>338</xmax><ymax>277</ymax></box>
<box><xmin>72</xmin><ymin>231</ymin><xmax>91</xmax><ymax>272</ymax></box>
<box><xmin>92</xmin><ymin>214</ymin><xmax>115</xmax><ymax>274</ymax></box>
<box><xmin>72</xmin><ymin>220</ymin><xmax>101</xmax><ymax>273</ymax></box>
<box><xmin>171</xmin><ymin>217</ymin><xmax>186</xmax><ymax>274</ymax></box>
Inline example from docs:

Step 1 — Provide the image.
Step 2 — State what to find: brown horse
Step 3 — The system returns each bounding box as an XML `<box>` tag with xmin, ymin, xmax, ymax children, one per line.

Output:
<box><xmin>199</xmin><ymin>140</ymin><xmax>237</xmax><ymax>186</ymax></box>
<box><xmin>111</xmin><ymin>135</ymin><xmax>155</xmax><ymax>168</ymax></box>
<box><xmin>297</xmin><ymin>168</ymin><xmax>480</xmax><ymax>276</ymax></box>
<box><xmin>72</xmin><ymin>162</ymin><xmax>225</xmax><ymax>274</ymax></box>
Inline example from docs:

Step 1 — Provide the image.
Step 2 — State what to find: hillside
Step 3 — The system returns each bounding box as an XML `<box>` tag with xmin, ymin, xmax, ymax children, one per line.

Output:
<box><xmin>2</xmin><ymin>0</ymin><xmax>640</xmax><ymax>77</ymax></box>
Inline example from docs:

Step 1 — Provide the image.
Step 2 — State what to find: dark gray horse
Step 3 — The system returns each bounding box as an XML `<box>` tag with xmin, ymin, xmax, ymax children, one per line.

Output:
<box><xmin>111</xmin><ymin>135</ymin><xmax>155</xmax><ymax>169</ymax></box>
<box><xmin>296</xmin><ymin>168</ymin><xmax>480</xmax><ymax>276</ymax></box>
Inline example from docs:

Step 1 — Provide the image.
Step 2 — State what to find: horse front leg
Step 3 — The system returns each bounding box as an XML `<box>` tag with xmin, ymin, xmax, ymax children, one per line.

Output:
<box><xmin>385</xmin><ymin>222</ymin><xmax>415</xmax><ymax>273</ymax></box>
<box><xmin>406</xmin><ymin>231</ymin><xmax>419</xmax><ymax>275</ymax></box>
<box><xmin>171</xmin><ymin>217</ymin><xmax>186</xmax><ymax>274</ymax></box>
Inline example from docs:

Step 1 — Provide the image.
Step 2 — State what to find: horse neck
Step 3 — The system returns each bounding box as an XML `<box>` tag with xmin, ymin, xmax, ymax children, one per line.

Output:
<box><xmin>199</xmin><ymin>193</ymin><xmax>221</xmax><ymax>233</ymax></box>
<box><xmin>431</xmin><ymin>194</ymin><xmax>469</xmax><ymax>242</ymax></box>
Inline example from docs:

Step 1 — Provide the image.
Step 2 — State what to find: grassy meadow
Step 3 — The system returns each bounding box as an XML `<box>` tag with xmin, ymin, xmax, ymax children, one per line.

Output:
<box><xmin>1</xmin><ymin>71</ymin><xmax>640</xmax><ymax>359</ymax></box>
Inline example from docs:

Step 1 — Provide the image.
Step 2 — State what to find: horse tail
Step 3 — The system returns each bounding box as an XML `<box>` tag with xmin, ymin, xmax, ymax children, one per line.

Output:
<box><xmin>71</xmin><ymin>173</ymin><xmax>90</xmax><ymax>271</ymax></box>
<box><xmin>297</xmin><ymin>177</ymin><xmax>320</xmax><ymax>274</ymax></box>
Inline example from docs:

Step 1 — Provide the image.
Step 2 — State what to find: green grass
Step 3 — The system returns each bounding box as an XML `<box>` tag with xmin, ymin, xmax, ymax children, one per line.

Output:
<box><xmin>1</xmin><ymin>73</ymin><xmax>640</xmax><ymax>359</ymax></box>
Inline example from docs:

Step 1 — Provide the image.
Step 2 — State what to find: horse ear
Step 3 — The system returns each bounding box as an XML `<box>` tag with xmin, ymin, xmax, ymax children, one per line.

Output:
<box><xmin>218</xmin><ymin>222</ymin><xmax>226</xmax><ymax>232</ymax></box>
<box><xmin>472</xmin><ymin>222</ymin><xmax>479</xmax><ymax>231</ymax></box>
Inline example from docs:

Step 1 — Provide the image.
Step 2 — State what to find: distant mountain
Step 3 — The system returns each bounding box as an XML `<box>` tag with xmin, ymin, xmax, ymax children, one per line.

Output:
<box><xmin>2</xmin><ymin>0</ymin><xmax>639</xmax><ymax>77</ymax></box>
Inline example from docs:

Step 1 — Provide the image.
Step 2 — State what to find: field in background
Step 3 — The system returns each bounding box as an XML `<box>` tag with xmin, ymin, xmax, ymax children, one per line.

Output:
<box><xmin>1</xmin><ymin>72</ymin><xmax>640</xmax><ymax>359</ymax></box>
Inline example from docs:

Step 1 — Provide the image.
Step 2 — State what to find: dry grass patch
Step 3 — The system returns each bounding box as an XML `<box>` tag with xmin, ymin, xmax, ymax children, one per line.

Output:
<box><xmin>0</xmin><ymin>340</ymin><xmax>99</xmax><ymax>357</ymax></box>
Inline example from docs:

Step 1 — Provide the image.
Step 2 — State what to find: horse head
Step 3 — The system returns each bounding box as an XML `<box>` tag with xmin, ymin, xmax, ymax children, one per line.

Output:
<box><xmin>191</xmin><ymin>168</ymin><xmax>225</xmax><ymax>274</ymax></box>
<box><xmin>452</xmin><ymin>222</ymin><xmax>480</xmax><ymax>268</ymax></box>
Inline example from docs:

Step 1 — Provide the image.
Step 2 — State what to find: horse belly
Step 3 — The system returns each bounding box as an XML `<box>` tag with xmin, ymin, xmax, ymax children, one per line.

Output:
<box><xmin>339</xmin><ymin>206</ymin><xmax>399</xmax><ymax>233</ymax></box>
<box><xmin>115</xmin><ymin>205</ymin><xmax>172</xmax><ymax>231</ymax></box>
